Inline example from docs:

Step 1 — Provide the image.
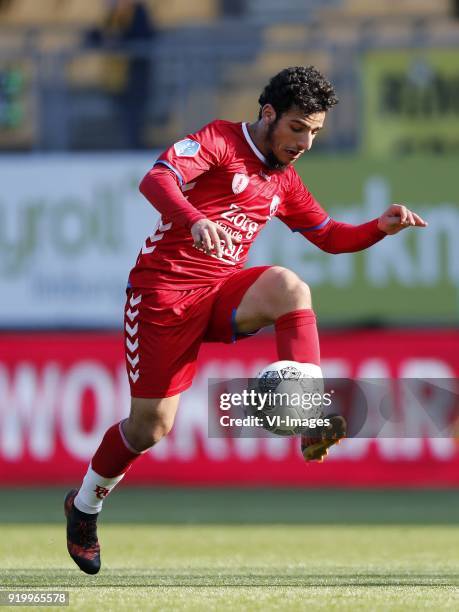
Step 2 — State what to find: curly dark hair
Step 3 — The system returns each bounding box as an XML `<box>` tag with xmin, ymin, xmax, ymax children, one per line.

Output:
<box><xmin>258</xmin><ymin>66</ymin><xmax>338</xmax><ymax>119</ymax></box>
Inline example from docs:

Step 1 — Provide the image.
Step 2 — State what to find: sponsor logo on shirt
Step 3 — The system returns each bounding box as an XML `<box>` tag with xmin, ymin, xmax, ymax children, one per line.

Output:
<box><xmin>196</xmin><ymin>203</ymin><xmax>258</xmax><ymax>265</ymax></box>
<box><xmin>221</xmin><ymin>204</ymin><xmax>259</xmax><ymax>239</ymax></box>
<box><xmin>232</xmin><ymin>173</ymin><xmax>250</xmax><ymax>195</ymax></box>
<box><xmin>194</xmin><ymin>203</ymin><xmax>260</xmax><ymax>265</ymax></box>
<box><xmin>174</xmin><ymin>138</ymin><xmax>201</xmax><ymax>157</ymax></box>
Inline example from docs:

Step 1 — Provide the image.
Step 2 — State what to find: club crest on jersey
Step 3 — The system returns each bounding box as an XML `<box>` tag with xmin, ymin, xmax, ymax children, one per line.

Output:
<box><xmin>174</xmin><ymin>138</ymin><xmax>201</xmax><ymax>157</ymax></box>
<box><xmin>232</xmin><ymin>173</ymin><xmax>250</xmax><ymax>195</ymax></box>
<box><xmin>269</xmin><ymin>195</ymin><xmax>280</xmax><ymax>219</ymax></box>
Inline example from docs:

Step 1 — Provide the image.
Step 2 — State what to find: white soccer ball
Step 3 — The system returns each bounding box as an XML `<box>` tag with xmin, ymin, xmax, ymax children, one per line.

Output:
<box><xmin>252</xmin><ymin>360</ymin><xmax>325</xmax><ymax>436</ymax></box>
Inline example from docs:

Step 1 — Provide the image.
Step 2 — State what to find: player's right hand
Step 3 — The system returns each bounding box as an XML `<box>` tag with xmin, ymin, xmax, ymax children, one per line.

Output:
<box><xmin>191</xmin><ymin>219</ymin><xmax>240</xmax><ymax>258</ymax></box>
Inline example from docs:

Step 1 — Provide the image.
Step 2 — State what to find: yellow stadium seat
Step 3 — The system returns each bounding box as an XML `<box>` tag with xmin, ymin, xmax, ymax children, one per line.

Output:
<box><xmin>50</xmin><ymin>0</ymin><xmax>106</xmax><ymax>26</ymax></box>
<box><xmin>37</xmin><ymin>30</ymin><xmax>81</xmax><ymax>52</ymax></box>
<box><xmin>67</xmin><ymin>51</ymin><xmax>129</xmax><ymax>93</ymax></box>
<box><xmin>145</xmin><ymin>0</ymin><xmax>216</xmax><ymax>27</ymax></box>
<box><xmin>216</xmin><ymin>87</ymin><xmax>259</xmax><ymax>122</ymax></box>
<box><xmin>263</xmin><ymin>24</ymin><xmax>310</xmax><ymax>46</ymax></box>
<box><xmin>315</xmin><ymin>22</ymin><xmax>360</xmax><ymax>46</ymax></box>
<box><xmin>319</xmin><ymin>0</ymin><xmax>451</xmax><ymax>20</ymax></box>
<box><xmin>0</xmin><ymin>0</ymin><xmax>106</xmax><ymax>27</ymax></box>
<box><xmin>0</xmin><ymin>0</ymin><xmax>53</xmax><ymax>25</ymax></box>
<box><xmin>225</xmin><ymin>51</ymin><xmax>330</xmax><ymax>86</ymax></box>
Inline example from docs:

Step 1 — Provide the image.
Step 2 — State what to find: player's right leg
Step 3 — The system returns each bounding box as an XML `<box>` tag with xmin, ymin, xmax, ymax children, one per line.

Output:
<box><xmin>65</xmin><ymin>394</ymin><xmax>180</xmax><ymax>574</ymax></box>
<box><xmin>65</xmin><ymin>285</ymin><xmax>216</xmax><ymax>574</ymax></box>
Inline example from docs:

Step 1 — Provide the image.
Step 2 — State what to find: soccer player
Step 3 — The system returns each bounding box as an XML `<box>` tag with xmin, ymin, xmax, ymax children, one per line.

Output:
<box><xmin>65</xmin><ymin>66</ymin><xmax>427</xmax><ymax>574</ymax></box>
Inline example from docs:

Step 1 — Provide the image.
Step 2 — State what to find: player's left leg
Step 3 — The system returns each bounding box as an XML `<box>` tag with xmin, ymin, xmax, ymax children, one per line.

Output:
<box><xmin>234</xmin><ymin>265</ymin><xmax>320</xmax><ymax>365</ymax></box>
<box><xmin>235</xmin><ymin>266</ymin><xmax>345</xmax><ymax>460</ymax></box>
<box><xmin>206</xmin><ymin>265</ymin><xmax>345</xmax><ymax>461</ymax></box>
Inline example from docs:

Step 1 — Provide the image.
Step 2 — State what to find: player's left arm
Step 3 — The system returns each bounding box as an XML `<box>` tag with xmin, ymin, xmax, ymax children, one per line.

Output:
<box><xmin>279</xmin><ymin>173</ymin><xmax>427</xmax><ymax>254</ymax></box>
<box><xmin>306</xmin><ymin>204</ymin><xmax>427</xmax><ymax>254</ymax></box>
<box><xmin>376</xmin><ymin>203</ymin><xmax>428</xmax><ymax>235</ymax></box>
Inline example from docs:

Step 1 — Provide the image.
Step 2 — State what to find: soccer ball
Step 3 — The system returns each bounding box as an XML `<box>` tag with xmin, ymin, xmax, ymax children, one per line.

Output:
<box><xmin>251</xmin><ymin>360</ymin><xmax>325</xmax><ymax>436</ymax></box>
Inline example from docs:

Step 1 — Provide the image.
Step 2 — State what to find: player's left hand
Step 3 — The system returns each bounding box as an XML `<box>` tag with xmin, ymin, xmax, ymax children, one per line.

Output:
<box><xmin>377</xmin><ymin>204</ymin><xmax>428</xmax><ymax>235</ymax></box>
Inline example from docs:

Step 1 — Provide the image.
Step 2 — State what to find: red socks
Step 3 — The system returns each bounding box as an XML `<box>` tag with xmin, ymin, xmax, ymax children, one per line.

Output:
<box><xmin>91</xmin><ymin>422</ymin><xmax>140</xmax><ymax>478</ymax></box>
<box><xmin>74</xmin><ymin>422</ymin><xmax>141</xmax><ymax>514</ymax></box>
<box><xmin>274</xmin><ymin>309</ymin><xmax>320</xmax><ymax>365</ymax></box>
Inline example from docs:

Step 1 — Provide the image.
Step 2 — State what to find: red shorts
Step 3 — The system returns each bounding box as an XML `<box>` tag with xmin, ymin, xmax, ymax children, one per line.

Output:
<box><xmin>124</xmin><ymin>266</ymin><xmax>271</xmax><ymax>398</ymax></box>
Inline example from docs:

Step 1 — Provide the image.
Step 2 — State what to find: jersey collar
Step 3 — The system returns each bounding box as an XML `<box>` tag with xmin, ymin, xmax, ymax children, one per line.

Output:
<box><xmin>242</xmin><ymin>122</ymin><xmax>268</xmax><ymax>165</ymax></box>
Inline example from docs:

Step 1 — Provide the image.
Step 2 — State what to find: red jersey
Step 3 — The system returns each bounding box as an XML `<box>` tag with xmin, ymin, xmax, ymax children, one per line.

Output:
<box><xmin>128</xmin><ymin>120</ymin><xmax>330</xmax><ymax>290</ymax></box>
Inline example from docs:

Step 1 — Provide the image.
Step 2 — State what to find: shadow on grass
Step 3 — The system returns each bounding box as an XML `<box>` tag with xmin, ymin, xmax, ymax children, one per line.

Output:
<box><xmin>1</xmin><ymin>569</ymin><xmax>458</xmax><ymax>588</ymax></box>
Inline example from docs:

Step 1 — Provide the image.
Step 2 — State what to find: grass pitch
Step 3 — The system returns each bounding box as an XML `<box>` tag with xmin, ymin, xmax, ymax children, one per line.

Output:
<box><xmin>1</xmin><ymin>489</ymin><xmax>459</xmax><ymax>611</ymax></box>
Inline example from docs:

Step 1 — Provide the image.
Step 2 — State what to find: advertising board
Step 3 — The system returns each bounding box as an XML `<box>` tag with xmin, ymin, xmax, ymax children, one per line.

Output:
<box><xmin>1</xmin><ymin>330</ymin><xmax>457</xmax><ymax>487</ymax></box>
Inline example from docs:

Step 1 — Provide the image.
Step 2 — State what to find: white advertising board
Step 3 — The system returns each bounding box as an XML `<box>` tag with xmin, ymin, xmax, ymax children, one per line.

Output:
<box><xmin>0</xmin><ymin>154</ymin><xmax>160</xmax><ymax>327</ymax></box>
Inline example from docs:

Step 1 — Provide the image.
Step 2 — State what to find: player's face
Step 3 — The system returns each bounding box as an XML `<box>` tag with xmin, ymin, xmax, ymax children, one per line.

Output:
<box><xmin>264</xmin><ymin>107</ymin><xmax>326</xmax><ymax>170</ymax></box>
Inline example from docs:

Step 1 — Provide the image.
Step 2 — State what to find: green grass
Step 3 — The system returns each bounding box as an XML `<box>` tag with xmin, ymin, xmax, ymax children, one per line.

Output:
<box><xmin>2</xmin><ymin>487</ymin><xmax>459</xmax><ymax>524</ymax></box>
<box><xmin>1</xmin><ymin>489</ymin><xmax>459</xmax><ymax>610</ymax></box>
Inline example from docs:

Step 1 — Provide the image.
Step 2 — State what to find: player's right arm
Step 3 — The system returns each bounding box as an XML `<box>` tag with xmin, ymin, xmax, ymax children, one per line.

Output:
<box><xmin>189</xmin><ymin>217</ymin><xmax>236</xmax><ymax>258</ymax></box>
<box><xmin>139</xmin><ymin>121</ymin><xmax>235</xmax><ymax>257</ymax></box>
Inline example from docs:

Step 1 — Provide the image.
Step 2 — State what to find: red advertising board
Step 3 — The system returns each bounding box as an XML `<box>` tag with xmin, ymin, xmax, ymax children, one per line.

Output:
<box><xmin>0</xmin><ymin>330</ymin><xmax>458</xmax><ymax>487</ymax></box>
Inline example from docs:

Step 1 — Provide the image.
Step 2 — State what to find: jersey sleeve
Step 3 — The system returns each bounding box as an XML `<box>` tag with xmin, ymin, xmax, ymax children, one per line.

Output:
<box><xmin>153</xmin><ymin>120</ymin><xmax>228</xmax><ymax>186</ymax></box>
<box><xmin>277</xmin><ymin>169</ymin><xmax>331</xmax><ymax>233</ymax></box>
<box><xmin>139</xmin><ymin>165</ymin><xmax>206</xmax><ymax>229</ymax></box>
<box><xmin>278</xmin><ymin>169</ymin><xmax>386</xmax><ymax>254</ymax></box>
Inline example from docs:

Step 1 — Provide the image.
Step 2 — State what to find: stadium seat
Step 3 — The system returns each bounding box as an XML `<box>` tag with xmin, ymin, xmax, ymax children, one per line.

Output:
<box><xmin>314</xmin><ymin>21</ymin><xmax>360</xmax><ymax>45</ymax></box>
<box><xmin>0</xmin><ymin>0</ymin><xmax>53</xmax><ymax>25</ymax></box>
<box><xmin>312</xmin><ymin>0</ymin><xmax>453</xmax><ymax>47</ymax></box>
<box><xmin>145</xmin><ymin>0</ymin><xmax>217</xmax><ymax>27</ymax></box>
<box><xmin>216</xmin><ymin>87</ymin><xmax>260</xmax><ymax>122</ymax></box>
<box><xmin>67</xmin><ymin>51</ymin><xmax>129</xmax><ymax>93</ymax></box>
<box><xmin>245</xmin><ymin>0</ymin><xmax>316</xmax><ymax>25</ymax></box>
<box><xmin>37</xmin><ymin>30</ymin><xmax>81</xmax><ymax>52</ymax></box>
<box><xmin>318</xmin><ymin>0</ymin><xmax>451</xmax><ymax>20</ymax></box>
<box><xmin>49</xmin><ymin>0</ymin><xmax>106</xmax><ymax>26</ymax></box>
<box><xmin>225</xmin><ymin>50</ymin><xmax>331</xmax><ymax>87</ymax></box>
<box><xmin>263</xmin><ymin>24</ymin><xmax>310</xmax><ymax>46</ymax></box>
<box><xmin>0</xmin><ymin>0</ymin><xmax>106</xmax><ymax>27</ymax></box>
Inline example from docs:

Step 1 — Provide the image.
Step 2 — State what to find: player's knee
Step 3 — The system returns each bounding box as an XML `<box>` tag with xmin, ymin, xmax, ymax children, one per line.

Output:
<box><xmin>125</xmin><ymin>400</ymin><xmax>177</xmax><ymax>451</ymax></box>
<box><xmin>146</xmin><ymin>417</ymin><xmax>174</xmax><ymax>447</ymax></box>
<box><xmin>263</xmin><ymin>266</ymin><xmax>311</xmax><ymax>317</ymax></box>
<box><xmin>128</xmin><ymin>415</ymin><xmax>174</xmax><ymax>451</ymax></box>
